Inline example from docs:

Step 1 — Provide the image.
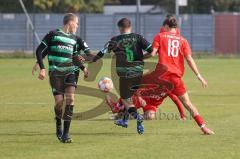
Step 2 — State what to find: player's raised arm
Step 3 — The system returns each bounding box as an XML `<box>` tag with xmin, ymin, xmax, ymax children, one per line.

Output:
<box><xmin>91</xmin><ymin>50</ymin><xmax>104</xmax><ymax>62</ymax></box>
<box><xmin>91</xmin><ymin>40</ymin><xmax>114</xmax><ymax>62</ymax></box>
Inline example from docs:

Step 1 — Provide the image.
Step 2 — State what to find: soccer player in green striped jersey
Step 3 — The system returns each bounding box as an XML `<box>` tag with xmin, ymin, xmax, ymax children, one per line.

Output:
<box><xmin>92</xmin><ymin>18</ymin><xmax>152</xmax><ymax>134</ymax></box>
<box><xmin>32</xmin><ymin>35</ymin><xmax>91</xmax><ymax>83</ymax></box>
<box><xmin>34</xmin><ymin>13</ymin><xmax>87</xmax><ymax>143</ymax></box>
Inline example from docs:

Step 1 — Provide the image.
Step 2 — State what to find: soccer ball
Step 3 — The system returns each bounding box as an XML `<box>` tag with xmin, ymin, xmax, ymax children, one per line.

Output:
<box><xmin>98</xmin><ymin>77</ymin><xmax>113</xmax><ymax>92</ymax></box>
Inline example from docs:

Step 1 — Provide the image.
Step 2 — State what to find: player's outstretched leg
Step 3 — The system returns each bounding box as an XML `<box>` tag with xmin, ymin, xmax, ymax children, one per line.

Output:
<box><xmin>105</xmin><ymin>95</ymin><xmax>117</xmax><ymax>112</ymax></box>
<box><xmin>105</xmin><ymin>95</ymin><xmax>125</xmax><ymax>114</ymax></box>
<box><xmin>179</xmin><ymin>93</ymin><xmax>214</xmax><ymax>135</ymax></box>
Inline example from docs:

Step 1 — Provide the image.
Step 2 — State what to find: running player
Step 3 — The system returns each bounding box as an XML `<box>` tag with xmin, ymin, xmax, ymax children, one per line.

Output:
<box><xmin>34</xmin><ymin>13</ymin><xmax>88</xmax><ymax>143</ymax></box>
<box><xmin>151</xmin><ymin>15</ymin><xmax>214</xmax><ymax>135</ymax></box>
<box><xmin>91</xmin><ymin>18</ymin><xmax>152</xmax><ymax>134</ymax></box>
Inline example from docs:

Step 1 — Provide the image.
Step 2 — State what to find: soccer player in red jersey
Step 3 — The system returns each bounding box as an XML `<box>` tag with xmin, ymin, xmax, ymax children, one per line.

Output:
<box><xmin>106</xmin><ymin>77</ymin><xmax>186</xmax><ymax>120</ymax></box>
<box><xmin>106</xmin><ymin>91</ymin><xmax>185</xmax><ymax>120</ymax></box>
<box><xmin>151</xmin><ymin>15</ymin><xmax>214</xmax><ymax>135</ymax></box>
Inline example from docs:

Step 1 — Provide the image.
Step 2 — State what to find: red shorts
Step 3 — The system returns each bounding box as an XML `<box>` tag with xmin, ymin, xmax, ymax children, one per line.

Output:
<box><xmin>117</xmin><ymin>97</ymin><xmax>158</xmax><ymax>113</ymax></box>
<box><xmin>161</xmin><ymin>74</ymin><xmax>187</xmax><ymax>96</ymax></box>
<box><xmin>133</xmin><ymin>97</ymin><xmax>160</xmax><ymax>113</ymax></box>
<box><xmin>134</xmin><ymin>103</ymin><xmax>158</xmax><ymax>113</ymax></box>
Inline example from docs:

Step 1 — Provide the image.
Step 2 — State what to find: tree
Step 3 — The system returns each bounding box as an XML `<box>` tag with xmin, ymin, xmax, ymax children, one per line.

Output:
<box><xmin>0</xmin><ymin>0</ymin><xmax>33</xmax><ymax>13</ymax></box>
<box><xmin>0</xmin><ymin>0</ymin><xmax>239</xmax><ymax>13</ymax></box>
<box><xmin>33</xmin><ymin>0</ymin><xmax>104</xmax><ymax>13</ymax></box>
<box><xmin>33</xmin><ymin>0</ymin><xmax>55</xmax><ymax>12</ymax></box>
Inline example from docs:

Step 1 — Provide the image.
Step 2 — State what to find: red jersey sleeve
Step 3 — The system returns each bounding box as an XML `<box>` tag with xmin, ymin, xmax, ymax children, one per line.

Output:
<box><xmin>182</xmin><ymin>39</ymin><xmax>192</xmax><ymax>57</ymax></box>
<box><xmin>152</xmin><ymin>34</ymin><xmax>160</xmax><ymax>50</ymax></box>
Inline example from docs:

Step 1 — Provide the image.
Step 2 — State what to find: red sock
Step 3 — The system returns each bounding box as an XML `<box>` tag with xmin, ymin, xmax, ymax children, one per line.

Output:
<box><xmin>169</xmin><ymin>93</ymin><xmax>185</xmax><ymax>119</ymax></box>
<box><xmin>194</xmin><ymin>115</ymin><xmax>205</xmax><ymax>128</ymax></box>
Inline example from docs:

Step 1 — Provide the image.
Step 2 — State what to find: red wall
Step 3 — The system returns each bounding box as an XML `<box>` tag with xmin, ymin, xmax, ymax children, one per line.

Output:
<box><xmin>215</xmin><ymin>14</ymin><xmax>240</xmax><ymax>54</ymax></box>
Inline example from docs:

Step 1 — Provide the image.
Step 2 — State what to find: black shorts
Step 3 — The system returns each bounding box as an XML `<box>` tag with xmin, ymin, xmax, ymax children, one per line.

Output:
<box><xmin>119</xmin><ymin>76</ymin><xmax>142</xmax><ymax>99</ymax></box>
<box><xmin>49</xmin><ymin>72</ymin><xmax>77</xmax><ymax>96</ymax></box>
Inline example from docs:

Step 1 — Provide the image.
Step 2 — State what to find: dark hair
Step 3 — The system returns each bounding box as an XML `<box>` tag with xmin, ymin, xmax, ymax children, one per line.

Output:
<box><xmin>63</xmin><ymin>13</ymin><xmax>77</xmax><ymax>25</ymax></box>
<box><xmin>163</xmin><ymin>15</ymin><xmax>178</xmax><ymax>28</ymax></box>
<box><xmin>117</xmin><ymin>18</ymin><xmax>131</xmax><ymax>28</ymax></box>
<box><xmin>166</xmin><ymin>14</ymin><xmax>174</xmax><ymax>19</ymax></box>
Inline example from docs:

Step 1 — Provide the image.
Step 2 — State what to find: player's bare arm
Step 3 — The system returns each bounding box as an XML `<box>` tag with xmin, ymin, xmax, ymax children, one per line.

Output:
<box><xmin>185</xmin><ymin>54</ymin><xmax>208</xmax><ymax>88</ymax></box>
<box><xmin>150</xmin><ymin>48</ymin><xmax>158</xmax><ymax>57</ymax></box>
<box><xmin>32</xmin><ymin>63</ymin><xmax>40</xmax><ymax>75</ymax></box>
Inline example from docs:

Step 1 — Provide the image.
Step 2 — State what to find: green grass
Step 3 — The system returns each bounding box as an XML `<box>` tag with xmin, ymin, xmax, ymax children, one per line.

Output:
<box><xmin>0</xmin><ymin>58</ymin><xmax>240</xmax><ymax>159</ymax></box>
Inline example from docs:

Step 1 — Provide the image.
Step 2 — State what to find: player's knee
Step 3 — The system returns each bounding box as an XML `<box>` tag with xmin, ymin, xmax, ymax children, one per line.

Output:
<box><xmin>181</xmin><ymin>98</ymin><xmax>192</xmax><ymax>109</ymax></box>
<box><xmin>66</xmin><ymin>98</ymin><xmax>74</xmax><ymax>105</ymax></box>
<box><xmin>55</xmin><ymin>99</ymin><xmax>64</xmax><ymax>108</ymax></box>
<box><xmin>185</xmin><ymin>101</ymin><xmax>193</xmax><ymax>110</ymax></box>
<box><xmin>66</xmin><ymin>95</ymin><xmax>74</xmax><ymax>105</ymax></box>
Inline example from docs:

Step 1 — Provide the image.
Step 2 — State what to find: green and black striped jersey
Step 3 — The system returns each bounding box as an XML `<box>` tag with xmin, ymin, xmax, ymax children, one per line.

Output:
<box><xmin>96</xmin><ymin>33</ymin><xmax>152</xmax><ymax>77</ymax></box>
<box><xmin>76</xmin><ymin>36</ymin><xmax>91</xmax><ymax>55</ymax></box>
<box><xmin>36</xmin><ymin>29</ymin><xmax>79</xmax><ymax>73</ymax></box>
<box><xmin>38</xmin><ymin>35</ymin><xmax>91</xmax><ymax>70</ymax></box>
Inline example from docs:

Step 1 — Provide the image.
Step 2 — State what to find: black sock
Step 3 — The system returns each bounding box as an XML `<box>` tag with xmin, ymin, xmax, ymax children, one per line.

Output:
<box><xmin>128</xmin><ymin>107</ymin><xmax>139</xmax><ymax>120</ymax></box>
<box><xmin>54</xmin><ymin>107</ymin><xmax>62</xmax><ymax>128</ymax></box>
<box><xmin>63</xmin><ymin>120</ymin><xmax>71</xmax><ymax>136</ymax></box>
<box><xmin>123</xmin><ymin>109</ymin><xmax>130</xmax><ymax>121</ymax></box>
<box><xmin>63</xmin><ymin>105</ymin><xmax>74</xmax><ymax>136</ymax></box>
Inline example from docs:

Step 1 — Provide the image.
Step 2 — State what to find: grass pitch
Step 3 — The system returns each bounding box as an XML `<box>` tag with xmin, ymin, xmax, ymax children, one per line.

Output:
<box><xmin>0</xmin><ymin>58</ymin><xmax>239</xmax><ymax>159</ymax></box>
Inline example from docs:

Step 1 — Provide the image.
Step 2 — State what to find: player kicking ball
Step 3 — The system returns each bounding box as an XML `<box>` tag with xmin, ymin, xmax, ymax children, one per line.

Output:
<box><xmin>150</xmin><ymin>15</ymin><xmax>214</xmax><ymax>135</ymax></box>
<box><xmin>105</xmin><ymin>90</ymin><xmax>186</xmax><ymax>121</ymax></box>
<box><xmin>105</xmin><ymin>67</ymin><xmax>186</xmax><ymax>120</ymax></box>
<box><xmin>91</xmin><ymin>18</ymin><xmax>153</xmax><ymax>134</ymax></box>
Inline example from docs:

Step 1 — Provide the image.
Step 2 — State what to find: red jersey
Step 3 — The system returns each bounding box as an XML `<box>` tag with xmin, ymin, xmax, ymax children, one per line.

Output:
<box><xmin>152</xmin><ymin>31</ymin><xmax>192</xmax><ymax>77</ymax></box>
<box><xmin>115</xmin><ymin>94</ymin><xmax>166</xmax><ymax>112</ymax></box>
